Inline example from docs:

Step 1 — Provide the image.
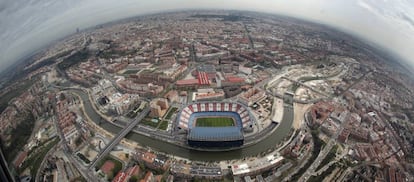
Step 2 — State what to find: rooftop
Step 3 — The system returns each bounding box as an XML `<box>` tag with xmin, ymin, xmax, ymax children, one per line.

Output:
<box><xmin>188</xmin><ymin>127</ymin><xmax>243</xmax><ymax>141</ymax></box>
<box><xmin>231</xmin><ymin>153</ymin><xmax>284</xmax><ymax>175</ymax></box>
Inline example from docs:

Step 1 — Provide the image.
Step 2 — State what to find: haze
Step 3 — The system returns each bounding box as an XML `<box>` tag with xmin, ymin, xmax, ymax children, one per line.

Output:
<box><xmin>1</xmin><ymin>0</ymin><xmax>414</xmax><ymax>73</ymax></box>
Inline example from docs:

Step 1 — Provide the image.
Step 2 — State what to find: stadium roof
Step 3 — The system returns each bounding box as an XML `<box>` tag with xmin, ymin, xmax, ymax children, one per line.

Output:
<box><xmin>188</xmin><ymin>127</ymin><xmax>243</xmax><ymax>141</ymax></box>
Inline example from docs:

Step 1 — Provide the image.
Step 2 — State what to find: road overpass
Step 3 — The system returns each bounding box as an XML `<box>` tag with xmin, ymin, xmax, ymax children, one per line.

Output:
<box><xmin>281</xmin><ymin>76</ymin><xmax>330</xmax><ymax>98</ymax></box>
<box><xmin>89</xmin><ymin>107</ymin><xmax>150</xmax><ymax>170</ymax></box>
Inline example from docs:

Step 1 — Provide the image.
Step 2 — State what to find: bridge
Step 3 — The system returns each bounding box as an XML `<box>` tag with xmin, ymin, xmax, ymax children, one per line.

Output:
<box><xmin>89</xmin><ymin>107</ymin><xmax>150</xmax><ymax>170</ymax></box>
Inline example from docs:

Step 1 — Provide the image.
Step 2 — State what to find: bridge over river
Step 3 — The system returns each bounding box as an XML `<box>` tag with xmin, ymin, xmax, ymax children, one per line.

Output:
<box><xmin>72</xmin><ymin>89</ymin><xmax>294</xmax><ymax>161</ymax></box>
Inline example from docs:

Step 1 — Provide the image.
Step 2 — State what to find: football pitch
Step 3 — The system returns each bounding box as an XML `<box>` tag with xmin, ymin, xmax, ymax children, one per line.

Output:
<box><xmin>195</xmin><ymin>117</ymin><xmax>235</xmax><ymax>127</ymax></box>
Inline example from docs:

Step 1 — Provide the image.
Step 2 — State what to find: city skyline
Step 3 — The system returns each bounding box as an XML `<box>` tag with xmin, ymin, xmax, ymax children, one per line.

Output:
<box><xmin>0</xmin><ymin>10</ymin><xmax>412</xmax><ymax>181</ymax></box>
<box><xmin>1</xmin><ymin>0</ymin><xmax>414</xmax><ymax>73</ymax></box>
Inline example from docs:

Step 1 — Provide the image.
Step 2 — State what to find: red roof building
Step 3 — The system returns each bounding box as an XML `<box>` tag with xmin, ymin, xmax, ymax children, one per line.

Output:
<box><xmin>126</xmin><ymin>165</ymin><xmax>140</xmax><ymax>176</ymax></box>
<box><xmin>13</xmin><ymin>151</ymin><xmax>28</xmax><ymax>168</ymax></box>
<box><xmin>338</xmin><ymin>129</ymin><xmax>350</xmax><ymax>143</ymax></box>
<box><xmin>176</xmin><ymin>79</ymin><xmax>199</xmax><ymax>86</ymax></box>
<box><xmin>140</xmin><ymin>171</ymin><xmax>154</xmax><ymax>182</ymax></box>
<box><xmin>111</xmin><ymin>165</ymin><xmax>140</xmax><ymax>182</ymax></box>
<box><xmin>197</xmin><ymin>71</ymin><xmax>210</xmax><ymax>85</ymax></box>
<box><xmin>112</xmin><ymin>172</ymin><xmax>127</xmax><ymax>182</ymax></box>
<box><xmin>225</xmin><ymin>75</ymin><xmax>245</xmax><ymax>83</ymax></box>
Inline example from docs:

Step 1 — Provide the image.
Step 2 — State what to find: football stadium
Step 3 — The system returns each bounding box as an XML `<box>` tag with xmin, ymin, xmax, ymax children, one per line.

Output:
<box><xmin>177</xmin><ymin>102</ymin><xmax>254</xmax><ymax>148</ymax></box>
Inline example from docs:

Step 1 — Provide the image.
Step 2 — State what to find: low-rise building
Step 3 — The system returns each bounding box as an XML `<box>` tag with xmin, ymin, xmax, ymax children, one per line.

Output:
<box><xmin>192</xmin><ymin>88</ymin><xmax>225</xmax><ymax>101</ymax></box>
<box><xmin>135</xmin><ymin>150</ymin><xmax>170</xmax><ymax>170</ymax></box>
<box><xmin>164</xmin><ymin>90</ymin><xmax>179</xmax><ymax>103</ymax></box>
<box><xmin>238</xmin><ymin>88</ymin><xmax>266</xmax><ymax>106</ymax></box>
<box><xmin>231</xmin><ymin>153</ymin><xmax>284</xmax><ymax>177</ymax></box>
<box><xmin>140</xmin><ymin>171</ymin><xmax>155</xmax><ymax>182</ymax></box>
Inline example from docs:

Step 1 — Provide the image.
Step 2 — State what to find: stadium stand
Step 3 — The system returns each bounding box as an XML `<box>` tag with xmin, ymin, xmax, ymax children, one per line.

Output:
<box><xmin>177</xmin><ymin>102</ymin><xmax>254</xmax><ymax>148</ymax></box>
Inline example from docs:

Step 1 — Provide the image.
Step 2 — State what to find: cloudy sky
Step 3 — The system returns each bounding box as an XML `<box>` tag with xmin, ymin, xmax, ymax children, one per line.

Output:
<box><xmin>1</xmin><ymin>0</ymin><xmax>414</xmax><ymax>73</ymax></box>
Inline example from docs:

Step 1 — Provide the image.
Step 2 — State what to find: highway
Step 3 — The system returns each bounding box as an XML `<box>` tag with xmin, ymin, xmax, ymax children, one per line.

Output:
<box><xmin>88</xmin><ymin>107</ymin><xmax>150</xmax><ymax>170</ymax></box>
<box><xmin>312</xmin><ymin>146</ymin><xmax>348</xmax><ymax>176</ymax></box>
<box><xmin>298</xmin><ymin>140</ymin><xmax>335</xmax><ymax>182</ymax></box>
<box><xmin>298</xmin><ymin>111</ymin><xmax>350</xmax><ymax>182</ymax></box>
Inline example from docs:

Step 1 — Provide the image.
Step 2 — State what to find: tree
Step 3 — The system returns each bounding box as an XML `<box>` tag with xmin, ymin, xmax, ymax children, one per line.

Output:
<box><xmin>129</xmin><ymin>176</ymin><xmax>138</xmax><ymax>182</ymax></box>
<box><xmin>107</xmin><ymin>171</ymin><xmax>114</xmax><ymax>181</ymax></box>
<box><xmin>59</xmin><ymin>93</ymin><xmax>66</xmax><ymax>101</ymax></box>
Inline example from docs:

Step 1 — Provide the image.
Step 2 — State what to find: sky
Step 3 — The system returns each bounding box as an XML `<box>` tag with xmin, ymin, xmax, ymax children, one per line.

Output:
<box><xmin>1</xmin><ymin>0</ymin><xmax>414</xmax><ymax>73</ymax></box>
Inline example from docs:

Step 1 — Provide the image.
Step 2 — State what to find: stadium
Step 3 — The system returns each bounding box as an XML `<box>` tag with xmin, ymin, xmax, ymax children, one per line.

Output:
<box><xmin>177</xmin><ymin>102</ymin><xmax>254</xmax><ymax>148</ymax></box>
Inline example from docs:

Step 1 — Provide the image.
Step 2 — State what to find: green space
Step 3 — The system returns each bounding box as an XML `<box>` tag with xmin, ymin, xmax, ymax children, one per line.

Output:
<box><xmin>57</xmin><ymin>49</ymin><xmax>89</xmax><ymax>70</ymax></box>
<box><xmin>19</xmin><ymin>137</ymin><xmax>60</xmax><ymax>177</ymax></box>
<box><xmin>140</xmin><ymin>118</ymin><xmax>160</xmax><ymax>128</ymax></box>
<box><xmin>95</xmin><ymin>156</ymin><xmax>123</xmax><ymax>181</ymax></box>
<box><xmin>290</xmin><ymin>129</ymin><xmax>326</xmax><ymax>181</ymax></box>
<box><xmin>4</xmin><ymin>113</ymin><xmax>36</xmax><ymax>163</ymax></box>
<box><xmin>126</xmin><ymin>110</ymin><xmax>138</xmax><ymax>118</ymax></box>
<box><xmin>77</xmin><ymin>153</ymin><xmax>91</xmax><ymax>164</ymax></box>
<box><xmin>164</xmin><ymin>107</ymin><xmax>178</xmax><ymax>120</ymax></box>
<box><xmin>290</xmin><ymin>83</ymin><xmax>300</xmax><ymax>92</ymax></box>
<box><xmin>315</xmin><ymin>145</ymin><xmax>338</xmax><ymax>171</ymax></box>
<box><xmin>0</xmin><ymin>79</ymin><xmax>35</xmax><ymax>114</ymax></box>
<box><xmin>25</xmin><ymin>50</ymin><xmax>72</xmax><ymax>74</ymax></box>
<box><xmin>140</xmin><ymin>117</ymin><xmax>169</xmax><ymax>130</ymax></box>
<box><xmin>123</xmin><ymin>69</ymin><xmax>140</xmax><ymax>75</ymax></box>
<box><xmin>158</xmin><ymin>120</ymin><xmax>169</xmax><ymax>130</ymax></box>
<box><xmin>308</xmin><ymin>163</ymin><xmax>338</xmax><ymax>182</ymax></box>
<box><xmin>71</xmin><ymin>176</ymin><xmax>87</xmax><ymax>182</ymax></box>
<box><xmin>298</xmin><ymin>76</ymin><xmax>321</xmax><ymax>83</ymax></box>
<box><xmin>126</xmin><ymin>102</ymin><xmax>146</xmax><ymax>118</ymax></box>
<box><xmin>195</xmin><ymin>117</ymin><xmax>235</xmax><ymax>127</ymax></box>
<box><xmin>74</xmin><ymin>136</ymin><xmax>83</xmax><ymax>147</ymax></box>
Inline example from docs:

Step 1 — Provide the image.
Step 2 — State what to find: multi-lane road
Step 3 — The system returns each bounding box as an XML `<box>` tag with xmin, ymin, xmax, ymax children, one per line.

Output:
<box><xmin>298</xmin><ymin>110</ymin><xmax>350</xmax><ymax>182</ymax></box>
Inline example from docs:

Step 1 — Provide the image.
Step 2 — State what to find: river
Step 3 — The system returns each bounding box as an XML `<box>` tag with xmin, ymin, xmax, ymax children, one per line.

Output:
<box><xmin>74</xmin><ymin>90</ymin><xmax>294</xmax><ymax>161</ymax></box>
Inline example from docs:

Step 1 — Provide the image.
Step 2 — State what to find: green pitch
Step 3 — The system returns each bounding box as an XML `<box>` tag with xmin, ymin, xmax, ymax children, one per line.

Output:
<box><xmin>195</xmin><ymin>117</ymin><xmax>235</xmax><ymax>127</ymax></box>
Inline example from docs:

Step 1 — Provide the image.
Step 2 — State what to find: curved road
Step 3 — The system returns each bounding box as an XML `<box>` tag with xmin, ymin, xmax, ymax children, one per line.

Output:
<box><xmin>72</xmin><ymin>89</ymin><xmax>294</xmax><ymax>161</ymax></box>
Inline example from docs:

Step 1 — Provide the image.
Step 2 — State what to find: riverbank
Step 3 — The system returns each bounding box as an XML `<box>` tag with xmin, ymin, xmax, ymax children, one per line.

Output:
<box><xmin>70</xmin><ymin>89</ymin><xmax>296</xmax><ymax>161</ymax></box>
<box><xmin>292</xmin><ymin>103</ymin><xmax>311</xmax><ymax>129</ymax></box>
